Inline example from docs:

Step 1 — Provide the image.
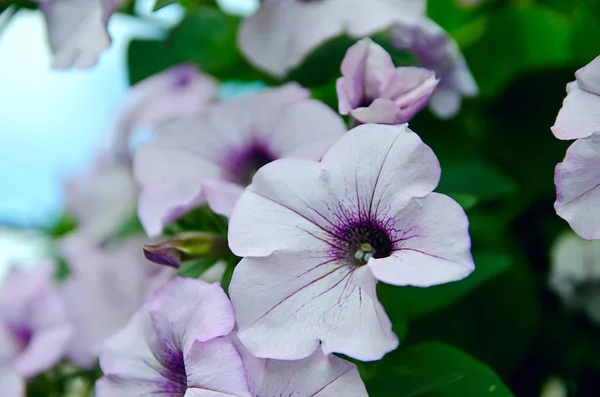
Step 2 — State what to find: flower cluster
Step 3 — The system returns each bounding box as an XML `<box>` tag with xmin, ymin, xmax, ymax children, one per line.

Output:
<box><xmin>0</xmin><ymin>0</ymin><xmax>488</xmax><ymax>395</ymax></box>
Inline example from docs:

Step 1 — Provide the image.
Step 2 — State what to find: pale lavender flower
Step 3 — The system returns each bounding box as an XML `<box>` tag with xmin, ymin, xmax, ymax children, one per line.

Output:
<box><xmin>552</xmin><ymin>56</ymin><xmax>600</xmax><ymax>140</ymax></box>
<box><xmin>95</xmin><ymin>277</ymin><xmax>248</xmax><ymax>397</ymax></box>
<box><xmin>96</xmin><ymin>277</ymin><xmax>368</xmax><ymax>397</ymax></box>
<box><xmin>238</xmin><ymin>0</ymin><xmax>426</xmax><ymax>77</ymax></box>
<box><xmin>60</xmin><ymin>234</ymin><xmax>173</xmax><ymax>367</ymax></box>
<box><xmin>228</xmin><ymin>123</ymin><xmax>474</xmax><ymax>361</ymax></box>
<box><xmin>0</xmin><ymin>365</ymin><xmax>24</xmax><ymax>397</ymax></box>
<box><xmin>111</xmin><ymin>63</ymin><xmax>218</xmax><ymax>162</ymax></box>
<box><xmin>39</xmin><ymin>0</ymin><xmax>125</xmax><ymax>68</ymax></box>
<box><xmin>134</xmin><ymin>83</ymin><xmax>346</xmax><ymax>237</ymax></box>
<box><xmin>555</xmin><ymin>133</ymin><xmax>600</xmax><ymax>240</ymax></box>
<box><xmin>337</xmin><ymin>38</ymin><xmax>438</xmax><ymax>124</ymax></box>
<box><xmin>392</xmin><ymin>17</ymin><xmax>478</xmax><ymax>118</ymax></box>
<box><xmin>0</xmin><ymin>265</ymin><xmax>72</xmax><ymax>378</ymax></box>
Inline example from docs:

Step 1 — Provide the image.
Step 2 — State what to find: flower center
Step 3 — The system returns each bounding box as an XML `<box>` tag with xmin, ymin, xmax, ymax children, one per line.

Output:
<box><xmin>10</xmin><ymin>324</ymin><xmax>32</xmax><ymax>352</ymax></box>
<box><xmin>225</xmin><ymin>141</ymin><xmax>277</xmax><ymax>186</ymax></box>
<box><xmin>156</xmin><ymin>342</ymin><xmax>187</xmax><ymax>396</ymax></box>
<box><xmin>335</xmin><ymin>219</ymin><xmax>394</xmax><ymax>266</ymax></box>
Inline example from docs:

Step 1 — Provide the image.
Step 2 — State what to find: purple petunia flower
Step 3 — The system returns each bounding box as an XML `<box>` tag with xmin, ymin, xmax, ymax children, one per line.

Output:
<box><xmin>392</xmin><ymin>17</ymin><xmax>478</xmax><ymax>118</ymax></box>
<box><xmin>0</xmin><ymin>265</ymin><xmax>72</xmax><ymax>379</ymax></box>
<box><xmin>552</xmin><ymin>56</ymin><xmax>600</xmax><ymax>140</ymax></box>
<box><xmin>133</xmin><ymin>83</ymin><xmax>346</xmax><ymax>237</ymax></box>
<box><xmin>227</xmin><ymin>123</ymin><xmax>475</xmax><ymax>361</ymax></box>
<box><xmin>96</xmin><ymin>277</ymin><xmax>368</xmax><ymax>397</ymax></box>
<box><xmin>238</xmin><ymin>0</ymin><xmax>426</xmax><ymax>78</ymax></box>
<box><xmin>38</xmin><ymin>0</ymin><xmax>126</xmax><ymax>68</ymax></box>
<box><xmin>337</xmin><ymin>38</ymin><xmax>438</xmax><ymax>125</ymax></box>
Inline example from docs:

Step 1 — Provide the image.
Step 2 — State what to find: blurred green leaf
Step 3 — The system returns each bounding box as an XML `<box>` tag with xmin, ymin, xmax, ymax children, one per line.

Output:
<box><xmin>153</xmin><ymin>0</ymin><xmax>177</xmax><ymax>11</ymax></box>
<box><xmin>571</xmin><ymin>0</ymin><xmax>600</xmax><ymax>64</ymax></box>
<box><xmin>178</xmin><ymin>257</ymin><xmax>219</xmax><ymax>278</ymax></box>
<box><xmin>436</xmin><ymin>159</ymin><xmax>517</xmax><ymax>203</ymax></box>
<box><xmin>164</xmin><ymin>205</ymin><xmax>228</xmax><ymax>236</ymax></box>
<box><xmin>379</xmin><ymin>250</ymin><xmax>512</xmax><ymax>320</ymax></box>
<box><xmin>464</xmin><ymin>6</ymin><xmax>574</xmax><ymax>98</ymax></box>
<box><xmin>169</xmin><ymin>7</ymin><xmax>240</xmax><ymax>73</ymax></box>
<box><xmin>127</xmin><ymin>39</ymin><xmax>184</xmax><ymax>85</ymax></box>
<box><xmin>367</xmin><ymin>342</ymin><xmax>514</xmax><ymax>397</ymax></box>
<box><xmin>446</xmin><ymin>192</ymin><xmax>479</xmax><ymax>211</ymax></box>
<box><xmin>287</xmin><ymin>35</ymin><xmax>355</xmax><ymax>87</ymax></box>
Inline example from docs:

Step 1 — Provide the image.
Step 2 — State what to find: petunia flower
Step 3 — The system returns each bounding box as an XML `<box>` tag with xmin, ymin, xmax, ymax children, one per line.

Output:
<box><xmin>0</xmin><ymin>265</ymin><xmax>73</xmax><ymax>378</ymax></box>
<box><xmin>238</xmin><ymin>0</ymin><xmax>426</xmax><ymax>78</ymax></box>
<box><xmin>38</xmin><ymin>0</ymin><xmax>125</xmax><ymax>68</ymax></box>
<box><xmin>337</xmin><ymin>38</ymin><xmax>438</xmax><ymax>125</ymax></box>
<box><xmin>134</xmin><ymin>83</ymin><xmax>346</xmax><ymax>237</ymax></box>
<box><xmin>228</xmin><ymin>123</ymin><xmax>475</xmax><ymax>361</ymax></box>
<box><xmin>550</xmin><ymin>231</ymin><xmax>600</xmax><ymax>325</ymax></box>
<box><xmin>229</xmin><ymin>124</ymin><xmax>474</xmax><ymax>360</ymax></box>
<box><xmin>96</xmin><ymin>277</ymin><xmax>368</xmax><ymax>397</ymax></box>
<box><xmin>111</xmin><ymin>63</ymin><xmax>218</xmax><ymax>162</ymax></box>
<box><xmin>392</xmin><ymin>17</ymin><xmax>478</xmax><ymax>118</ymax></box>
<box><xmin>554</xmin><ymin>133</ymin><xmax>600</xmax><ymax>240</ymax></box>
<box><xmin>60</xmin><ymin>234</ymin><xmax>173</xmax><ymax>367</ymax></box>
<box><xmin>0</xmin><ymin>365</ymin><xmax>24</xmax><ymax>397</ymax></box>
<box><xmin>552</xmin><ymin>56</ymin><xmax>600</xmax><ymax>140</ymax></box>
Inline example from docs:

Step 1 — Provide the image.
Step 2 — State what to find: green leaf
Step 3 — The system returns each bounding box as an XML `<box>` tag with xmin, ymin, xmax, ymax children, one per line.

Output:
<box><xmin>464</xmin><ymin>6</ymin><xmax>574</xmax><ymax>98</ymax></box>
<box><xmin>287</xmin><ymin>35</ymin><xmax>355</xmax><ymax>87</ymax></box>
<box><xmin>445</xmin><ymin>192</ymin><xmax>479</xmax><ymax>211</ymax></box>
<box><xmin>379</xmin><ymin>250</ymin><xmax>512</xmax><ymax>320</ymax></box>
<box><xmin>152</xmin><ymin>0</ymin><xmax>177</xmax><ymax>11</ymax></box>
<box><xmin>168</xmin><ymin>7</ymin><xmax>245</xmax><ymax>79</ymax></box>
<box><xmin>367</xmin><ymin>342</ymin><xmax>514</xmax><ymax>397</ymax></box>
<box><xmin>178</xmin><ymin>257</ymin><xmax>219</xmax><ymax>278</ymax></box>
<box><xmin>127</xmin><ymin>39</ymin><xmax>184</xmax><ymax>85</ymax></box>
<box><xmin>436</xmin><ymin>158</ymin><xmax>517</xmax><ymax>203</ymax></box>
<box><xmin>571</xmin><ymin>0</ymin><xmax>600</xmax><ymax>64</ymax></box>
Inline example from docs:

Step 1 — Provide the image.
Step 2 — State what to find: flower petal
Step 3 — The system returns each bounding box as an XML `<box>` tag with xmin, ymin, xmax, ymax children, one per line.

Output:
<box><xmin>575</xmin><ymin>55</ymin><xmax>600</xmax><ymax>95</ymax></box>
<box><xmin>555</xmin><ymin>133</ymin><xmax>600</xmax><ymax>239</ymax></box>
<box><xmin>239</xmin><ymin>0</ymin><xmax>425</xmax><ymax>77</ymax></box>
<box><xmin>0</xmin><ymin>365</ymin><xmax>24</xmax><ymax>397</ymax></box>
<box><xmin>39</xmin><ymin>0</ymin><xmax>120</xmax><ymax>69</ymax></box>
<box><xmin>185</xmin><ymin>338</ymin><xmax>251</xmax><ymax>396</ymax></box>
<box><xmin>203</xmin><ymin>180</ymin><xmax>245</xmax><ymax>218</ymax></box>
<box><xmin>135</xmin><ymin>146</ymin><xmax>221</xmax><ymax>237</ymax></box>
<box><xmin>367</xmin><ymin>193</ymin><xmax>474</xmax><ymax>287</ymax></box>
<box><xmin>238</xmin><ymin>340</ymin><xmax>368</xmax><ymax>397</ymax></box>
<box><xmin>230</xmin><ymin>254</ymin><xmax>397</xmax><ymax>361</ymax></box>
<box><xmin>149</xmin><ymin>278</ymin><xmax>235</xmax><ymax>353</ymax></box>
<box><xmin>551</xmin><ymin>82</ymin><xmax>600</xmax><ymax>140</ymax></box>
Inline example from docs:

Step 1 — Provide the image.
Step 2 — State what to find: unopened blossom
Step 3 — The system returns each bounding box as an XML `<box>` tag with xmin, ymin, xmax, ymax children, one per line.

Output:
<box><xmin>38</xmin><ymin>0</ymin><xmax>125</xmax><ymax>68</ymax></box>
<box><xmin>111</xmin><ymin>63</ymin><xmax>218</xmax><ymax>162</ymax></box>
<box><xmin>554</xmin><ymin>133</ymin><xmax>600</xmax><ymax>240</ymax></box>
<box><xmin>550</xmin><ymin>231</ymin><xmax>600</xmax><ymax>325</ymax></box>
<box><xmin>238</xmin><ymin>0</ymin><xmax>426</xmax><ymax>77</ymax></box>
<box><xmin>552</xmin><ymin>56</ymin><xmax>600</xmax><ymax>140</ymax></box>
<box><xmin>337</xmin><ymin>38</ymin><xmax>438</xmax><ymax>124</ymax></box>
<box><xmin>134</xmin><ymin>83</ymin><xmax>346</xmax><ymax>237</ymax></box>
<box><xmin>60</xmin><ymin>234</ymin><xmax>173</xmax><ymax>367</ymax></box>
<box><xmin>65</xmin><ymin>158</ymin><xmax>137</xmax><ymax>244</ymax></box>
<box><xmin>96</xmin><ymin>277</ymin><xmax>368</xmax><ymax>397</ymax></box>
<box><xmin>392</xmin><ymin>17</ymin><xmax>478</xmax><ymax>118</ymax></box>
<box><xmin>0</xmin><ymin>365</ymin><xmax>24</xmax><ymax>397</ymax></box>
<box><xmin>228</xmin><ymin>123</ymin><xmax>474</xmax><ymax>361</ymax></box>
<box><xmin>0</xmin><ymin>265</ymin><xmax>72</xmax><ymax>378</ymax></box>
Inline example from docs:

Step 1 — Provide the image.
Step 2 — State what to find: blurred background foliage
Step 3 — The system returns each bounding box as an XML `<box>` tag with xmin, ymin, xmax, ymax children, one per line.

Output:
<box><xmin>3</xmin><ymin>0</ymin><xmax>600</xmax><ymax>395</ymax></box>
